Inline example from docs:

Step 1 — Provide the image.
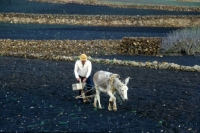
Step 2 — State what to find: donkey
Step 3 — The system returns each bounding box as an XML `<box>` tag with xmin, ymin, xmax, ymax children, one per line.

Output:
<box><xmin>93</xmin><ymin>70</ymin><xmax>130</xmax><ymax>111</ymax></box>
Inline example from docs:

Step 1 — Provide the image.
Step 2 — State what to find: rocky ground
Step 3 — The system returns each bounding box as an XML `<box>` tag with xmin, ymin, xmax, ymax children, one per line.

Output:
<box><xmin>0</xmin><ymin>56</ymin><xmax>200</xmax><ymax>132</ymax></box>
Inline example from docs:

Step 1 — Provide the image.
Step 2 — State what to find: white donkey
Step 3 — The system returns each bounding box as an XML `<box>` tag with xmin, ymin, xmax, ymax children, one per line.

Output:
<box><xmin>93</xmin><ymin>70</ymin><xmax>130</xmax><ymax>111</ymax></box>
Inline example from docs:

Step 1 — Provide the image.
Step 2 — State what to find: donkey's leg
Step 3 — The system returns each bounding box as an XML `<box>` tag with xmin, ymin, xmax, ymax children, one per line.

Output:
<box><xmin>94</xmin><ymin>88</ymin><xmax>102</xmax><ymax>109</ymax></box>
<box><xmin>96</xmin><ymin>90</ymin><xmax>102</xmax><ymax>109</ymax></box>
<box><xmin>93</xmin><ymin>87</ymin><xmax>98</xmax><ymax>108</ymax></box>
<box><xmin>112</xmin><ymin>96</ymin><xmax>117</xmax><ymax>111</ymax></box>
<box><xmin>93</xmin><ymin>94</ymin><xmax>97</xmax><ymax>108</ymax></box>
<box><xmin>107</xmin><ymin>91</ymin><xmax>117</xmax><ymax>111</ymax></box>
<box><xmin>108</xmin><ymin>97</ymin><xmax>113</xmax><ymax>111</ymax></box>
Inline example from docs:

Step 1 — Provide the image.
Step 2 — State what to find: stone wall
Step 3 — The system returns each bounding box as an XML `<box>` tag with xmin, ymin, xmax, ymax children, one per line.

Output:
<box><xmin>0</xmin><ymin>39</ymin><xmax>121</xmax><ymax>59</ymax></box>
<box><xmin>2</xmin><ymin>38</ymin><xmax>200</xmax><ymax>72</ymax></box>
<box><xmin>0</xmin><ymin>38</ymin><xmax>163</xmax><ymax>59</ymax></box>
<box><xmin>121</xmin><ymin>37</ymin><xmax>162</xmax><ymax>55</ymax></box>
<box><xmin>1</xmin><ymin>39</ymin><xmax>200</xmax><ymax>72</ymax></box>
<box><xmin>1</xmin><ymin>13</ymin><xmax>200</xmax><ymax>27</ymax></box>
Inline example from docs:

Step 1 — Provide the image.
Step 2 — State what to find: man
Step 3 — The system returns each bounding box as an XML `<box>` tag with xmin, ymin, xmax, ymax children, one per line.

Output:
<box><xmin>74</xmin><ymin>54</ymin><xmax>93</xmax><ymax>103</ymax></box>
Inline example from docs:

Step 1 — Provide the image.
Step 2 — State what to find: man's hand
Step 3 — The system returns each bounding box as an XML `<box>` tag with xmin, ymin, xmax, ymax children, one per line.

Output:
<box><xmin>83</xmin><ymin>78</ymin><xmax>87</xmax><ymax>83</ymax></box>
<box><xmin>77</xmin><ymin>78</ymin><xmax>81</xmax><ymax>82</ymax></box>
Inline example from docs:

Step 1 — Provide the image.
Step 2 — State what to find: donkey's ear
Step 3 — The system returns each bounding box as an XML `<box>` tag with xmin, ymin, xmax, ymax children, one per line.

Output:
<box><xmin>124</xmin><ymin>77</ymin><xmax>130</xmax><ymax>85</ymax></box>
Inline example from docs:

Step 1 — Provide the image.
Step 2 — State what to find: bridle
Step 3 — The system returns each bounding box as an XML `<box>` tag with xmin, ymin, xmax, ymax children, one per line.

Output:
<box><xmin>114</xmin><ymin>78</ymin><xmax>127</xmax><ymax>99</ymax></box>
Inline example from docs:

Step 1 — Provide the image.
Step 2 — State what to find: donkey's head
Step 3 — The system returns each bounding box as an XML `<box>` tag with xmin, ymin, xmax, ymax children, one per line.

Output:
<box><xmin>115</xmin><ymin>77</ymin><xmax>130</xmax><ymax>101</ymax></box>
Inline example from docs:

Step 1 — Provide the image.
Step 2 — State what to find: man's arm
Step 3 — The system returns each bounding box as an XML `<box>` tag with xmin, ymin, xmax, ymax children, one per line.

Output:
<box><xmin>74</xmin><ymin>61</ymin><xmax>79</xmax><ymax>79</ymax></box>
<box><xmin>86</xmin><ymin>61</ymin><xmax>92</xmax><ymax>78</ymax></box>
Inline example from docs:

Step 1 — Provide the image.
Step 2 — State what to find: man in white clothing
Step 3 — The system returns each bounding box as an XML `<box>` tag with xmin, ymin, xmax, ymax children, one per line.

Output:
<box><xmin>74</xmin><ymin>54</ymin><xmax>93</xmax><ymax>103</ymax></box>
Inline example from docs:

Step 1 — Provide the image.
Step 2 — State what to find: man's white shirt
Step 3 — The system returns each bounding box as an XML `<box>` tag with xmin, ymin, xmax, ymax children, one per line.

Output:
<box><xmin>74</xmin><ymin>60</ymin><xmax>92</xmax><ymax>79</ymax></box>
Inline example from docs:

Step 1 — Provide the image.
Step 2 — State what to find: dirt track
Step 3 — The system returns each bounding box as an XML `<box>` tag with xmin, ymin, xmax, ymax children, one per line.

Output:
<box><xmin>1</xmin><ymin>56</ymin><xmax>199</xmax><ymax>132</ymax></box>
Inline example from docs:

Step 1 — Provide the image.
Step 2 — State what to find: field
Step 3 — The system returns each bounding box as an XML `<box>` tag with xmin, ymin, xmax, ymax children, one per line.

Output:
<box><xmin>1</xmin><ymin>56</ymin><xmax>200</xmax><ymax>132</ymax></box>
<box><xmin>0</xmin><ymin>0</ymin><xmax>200</xmax><ymax>132</ymax></box>
<box><xmin>0</xmin><ymin>22</ymin><xmax>181</xmax><ymax>40</ymax></box>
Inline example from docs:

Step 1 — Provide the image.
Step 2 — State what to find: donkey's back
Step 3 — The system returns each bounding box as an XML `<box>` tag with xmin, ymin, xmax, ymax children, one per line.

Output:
<box><xmin>93</xmin><ymin>70</ymin><xmax>113</xmax><ymax>88</ymax></box>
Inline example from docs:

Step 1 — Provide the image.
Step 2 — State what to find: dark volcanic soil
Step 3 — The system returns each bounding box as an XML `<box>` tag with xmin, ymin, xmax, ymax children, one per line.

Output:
<box><xmin>0</xmin><ymin>22</ymin><xmax>181</xmax><ymax>40</ymax></box>
<box><xmin>1</xmin><ymin>1</ymin><xmax>200</xmax><ymax>132</ymax></box>
<box><xmin>0</xmin><ymin>56</ymin><xmax>200</xmax><ymax>132</ymax></box>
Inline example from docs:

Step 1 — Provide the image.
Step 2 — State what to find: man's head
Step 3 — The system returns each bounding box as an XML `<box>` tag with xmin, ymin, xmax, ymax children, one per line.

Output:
<box><xmin>79</xmin><ymin>54</ymin><xmax>87</xmax><ymax>64</ymax></box>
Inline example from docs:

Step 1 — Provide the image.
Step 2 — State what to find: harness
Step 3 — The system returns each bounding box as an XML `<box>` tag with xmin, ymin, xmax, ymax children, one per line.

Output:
<box><xmin>75</xmin><ymin>73</ymin><xmax>119</xmax><ymax>99</ymax></box>
<box><xmin>110</xmin><ymin>75</ymin><xmax>127</xmax><ymax>98</ymax></box>
<box><xmin>109</xmin><ymin>74</ymin><xmax>118</xmax><ymax>93</ymax></box>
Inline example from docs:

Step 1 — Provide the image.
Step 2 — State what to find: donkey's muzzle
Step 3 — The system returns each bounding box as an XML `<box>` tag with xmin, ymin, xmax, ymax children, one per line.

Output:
<box><xmin>124</xmin><ymin>98</ymin><xmax>128</xmax><ymax>102</ymax></box>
